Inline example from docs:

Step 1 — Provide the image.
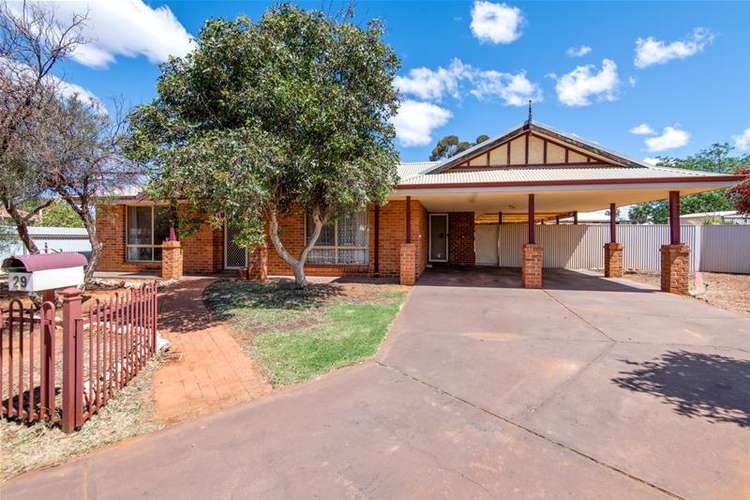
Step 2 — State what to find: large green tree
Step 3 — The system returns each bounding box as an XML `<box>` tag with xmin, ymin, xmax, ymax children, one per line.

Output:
<box><xmin>429</xmin><ymin>134</ymin><xmax>489</xmax><ymax>161</ymax></box>
<box><xmin>628</xmin><ymin>143</ymin><xmax>750</xmax><ymax>223</ymax></box>
<box><xmin>128</xmin><ymin>5</ymin><xmax>400</xmax><ymax>286</ymax></box>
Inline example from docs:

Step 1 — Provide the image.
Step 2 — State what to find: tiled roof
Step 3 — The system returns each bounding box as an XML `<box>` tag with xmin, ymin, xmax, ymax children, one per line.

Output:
<box><xmin>398</xmin><ymin>164</ymin><xmax>733</xmax><ymax>187</ymax></box>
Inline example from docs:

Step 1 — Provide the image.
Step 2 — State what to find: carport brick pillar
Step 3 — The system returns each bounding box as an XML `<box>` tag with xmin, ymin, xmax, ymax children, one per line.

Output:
<box><xmin>400</xmin><ymin>243</ymin><xmax>417</xmax><ymax>286</ymax></box>
<box><xmin>521</xmin><ymin>243</ymin><xmax>543</xmax><ymax>289</ymax></box>
<box><xmin>604</xmin><ymin>242</ymin><xmax>624</xmax><ymax>278</ymax></box>
<box><xmin>247</xmin><ymin>243</ymin><xmax>268</xmax><ymax>282</ymax></box>
<box><xmin>660</xmin><ymin>244</ymin><xmax>690</xmax><ymax>295</ymax></box>
<box><xmin>161</xmin><ymin>240</ymin><xmax>183</xmax><ymax>280</ymax></box>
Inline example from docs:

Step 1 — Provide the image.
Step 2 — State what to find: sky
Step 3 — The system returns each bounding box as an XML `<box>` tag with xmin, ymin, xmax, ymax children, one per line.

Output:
<box><xmin>35</xmin><ymin>0</ymin><xmax>750</xmax><ymax>165</ymax></box>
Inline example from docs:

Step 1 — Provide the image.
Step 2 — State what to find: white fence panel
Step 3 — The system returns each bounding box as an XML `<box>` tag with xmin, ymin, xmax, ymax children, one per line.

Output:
<box><xmin>494</xmin><ymin>224</ymin><xmax>714</xmax><ymax>273</ymax></box>
<box><xmin>700</xmin><ymin>225</ymin><xmax>750</xmax><ymax>273</ymax></box>
<box><xmin>617</xmin><ymin>224</ymin><xmax>698</xmax><ymax>273</ymax></box>
<box><xmin>0</xmin><ymin>226</ymin><xmax>91</xmax><ymax>264</ymax></box>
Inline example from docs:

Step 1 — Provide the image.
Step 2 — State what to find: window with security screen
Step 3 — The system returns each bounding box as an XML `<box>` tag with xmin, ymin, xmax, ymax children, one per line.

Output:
<box><xmin>305</xmin><ymin>211</ymin><xmax>369</xmax><ymax>265</ymax></box>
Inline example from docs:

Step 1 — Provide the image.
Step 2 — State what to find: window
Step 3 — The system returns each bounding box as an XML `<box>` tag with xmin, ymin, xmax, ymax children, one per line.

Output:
<box><xmin>126</xmin><ymin>206</ymin><xmax>171</xmax><ymax>261</ymax></box>
<box><xmin>306</xmin><ymin>211</ymin><xmax>368</xmax><ymax>265</ymax></box>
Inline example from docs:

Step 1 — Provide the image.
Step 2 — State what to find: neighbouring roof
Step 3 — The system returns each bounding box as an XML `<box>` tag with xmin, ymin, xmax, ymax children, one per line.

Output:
<box><xmin>680</xmin><ymin>210</ymin><xmax>738</xmax><ymax>218</ymax></box>
<box><xmin>0</xmin><ymin>207</ymin><xmax>32</xmax><ymax>220</ymax></box>
<box><xmin>0</xmin><ymin>226</ymin><xmax>90</xmax><ymax>237</ymax></box>
<box><xmin>397</xmin><ymin>161</ymin><xmax>439</xmax><ymax>182</ymax></box>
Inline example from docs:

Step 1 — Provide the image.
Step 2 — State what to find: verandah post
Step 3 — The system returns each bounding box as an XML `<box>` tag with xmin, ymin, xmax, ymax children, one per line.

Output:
<box><xmin>522</xmin><ymin>193</ymin><xmax>543</xmax><ymax>288</ymax></box>
<box><xmin>661</xmin><ymin>190</ymin><xmax>689</xmax><ymax>294</ymax></box>
<box><xmin>528</xmin><ymin>194</ymin><xmax>535</xmax><ymax>244</ymax></box>
<box><xmin>61</xmin><ymin>287</ymin><xmax>84</xmax><ymax>433</ymax></box>
<box><xmin>669</xmin><ymin>190</ymin><xmax>681</xmax><ymax>245</ymax></box>
<box><xmin>604</xmin><ymin>203</ymin><xmax>624</xmax><ymax>278</ymax></box>
<box><xmin>405</xmin><ymin>196</ymin><xmax>411</xmax><ymax>243</ymax></box>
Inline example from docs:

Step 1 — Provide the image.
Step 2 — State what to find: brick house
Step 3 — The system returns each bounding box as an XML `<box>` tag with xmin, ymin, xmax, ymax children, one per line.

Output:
<box><xmin>96</xmin><ymin>119</ymin><xmax>743</xmax><ymax>294</ymax></box>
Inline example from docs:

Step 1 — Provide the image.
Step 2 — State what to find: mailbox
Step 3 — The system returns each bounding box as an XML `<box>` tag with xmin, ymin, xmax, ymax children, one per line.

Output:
<box><xmin>2</xmin><ymin>252</ymin><xmax>87</xmax><ymax>292</ymax></box>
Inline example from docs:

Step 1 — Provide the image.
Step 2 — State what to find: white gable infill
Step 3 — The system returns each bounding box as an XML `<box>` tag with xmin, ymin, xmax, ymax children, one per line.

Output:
<box><xmin>426</xmin><ymin>121</ymin><xmax>650</xmax><ymax>174</ymax></box>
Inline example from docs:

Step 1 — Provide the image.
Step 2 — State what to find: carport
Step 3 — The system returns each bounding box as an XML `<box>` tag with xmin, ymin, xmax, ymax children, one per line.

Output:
<box><xmin>392</xmin><ymin>119</ymin><xmax>744</xmax><ymax>294</ymax></box>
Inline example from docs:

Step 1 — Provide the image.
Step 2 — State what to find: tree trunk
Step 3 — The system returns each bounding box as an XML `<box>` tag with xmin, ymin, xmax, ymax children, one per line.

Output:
<box><xmin>56</xmin><ymin>191</ymin><xmax>99</xmax><ymax>289</ymax></box>
<box><xmin>80</xmin><ymin>211</ymin><xmax>101</xmax><ymax>289</ymax></box>
<box><xmin>2</xmin><ymin>197</ymin><xmax>39</xmax><ymax>254</ymax></box>
<box><xmin>267</xmin><ymin>205</ymin><xmax>327</xmax><ymax>288</ymax></box>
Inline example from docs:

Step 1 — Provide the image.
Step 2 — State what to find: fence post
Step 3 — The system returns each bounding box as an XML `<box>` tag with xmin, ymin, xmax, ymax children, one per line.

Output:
<box><xmin>151</xmin><ymin>282</ymin><xmax>158</xmax><ymax>353</ymax></box>
<box><xmin>61</xmin><ymin>287</ymin><xmax>83</xmax><ymax>433</ymax></box>
<box><xmin>41</xmin><ymin>303</ymin><xmax>56</xmax><ymax>420</ymax></box>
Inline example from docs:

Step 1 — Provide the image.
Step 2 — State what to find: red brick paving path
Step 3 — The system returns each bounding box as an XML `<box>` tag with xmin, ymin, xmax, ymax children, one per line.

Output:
<box><xmin>153</xmin><ymin>278</ymin><xmax>271</xmax><ymax>424</ymax></box>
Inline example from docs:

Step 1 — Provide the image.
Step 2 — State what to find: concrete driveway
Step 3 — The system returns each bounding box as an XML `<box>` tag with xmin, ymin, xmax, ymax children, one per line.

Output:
<box><xmin>6</xmin><ymin>268</ymin><xmax>750</xmax><ymax>499</ymax></box>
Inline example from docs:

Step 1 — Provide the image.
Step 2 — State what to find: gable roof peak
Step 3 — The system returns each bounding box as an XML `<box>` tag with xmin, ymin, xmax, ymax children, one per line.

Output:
<box><xmin>425</xmin><ymin>120</ymin><xmax>652</xmax><ymax>174</ymax></box>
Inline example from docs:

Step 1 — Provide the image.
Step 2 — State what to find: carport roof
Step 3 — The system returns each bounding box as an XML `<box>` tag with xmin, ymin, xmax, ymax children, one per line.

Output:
<box><xmin>397</xmin><ymin>164</ymin><xmax>742</xmax><ymax>188</ymax></box>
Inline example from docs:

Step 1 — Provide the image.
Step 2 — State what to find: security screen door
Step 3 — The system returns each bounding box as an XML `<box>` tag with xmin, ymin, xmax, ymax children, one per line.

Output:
<box><xmin>224</xmin><ymin>224</ymin><xmax>248</xmax><ymax>269</ymax></box>
<box><xmin>429</xmin><ymin>214</ymin><xmax>448</xmax><ymax>262</ymax></box>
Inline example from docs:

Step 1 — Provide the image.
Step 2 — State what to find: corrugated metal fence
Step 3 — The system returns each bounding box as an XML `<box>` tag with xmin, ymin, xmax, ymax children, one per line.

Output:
<box><xmin>699</xmin><ymin>225</ymin><xmax>750</xmax><ymax>273</ymax></box>
<box><xmin>480</xmin><ymin>224</ymin><xmax>749</xmax><ymax>273</ymax></box>
<box><xmin>0</xmin><ymin>226</ymin><xmax>92</xmax><ymax>263</ymax></box>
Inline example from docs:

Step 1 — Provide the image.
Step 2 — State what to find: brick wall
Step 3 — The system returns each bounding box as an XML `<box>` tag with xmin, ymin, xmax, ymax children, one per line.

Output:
<box><xmin>374</xmin><ymin>199</ymin><xmax>427</xmax><ymax>277</ymax></box>
<box><xmin>522</xmin><ymin>243</ymin><xmax>543</xmax><ymax>288</ymax></box>
<box><xmin>95</xmin><ymin>203</ymin><xmax>222</xmax><ymax>274</ymax></box>
<box><xmin>660</xmin><ymin>244</ymin><xmax>689</xmax><ymax>295</ymax></box>
<box><xmin>97</xmin><ymin>200</ymin><xmax>430</xmax><ymax>279</ymax></box>
<box><xmin>448</xmin><ymin>212</ymin><xmax>475</xmax><ymax>266</ymax></box>
<box><xmin>604</xmin><ymin>242</ymin><xmax>624</xmax><ymax>278</ymax></box>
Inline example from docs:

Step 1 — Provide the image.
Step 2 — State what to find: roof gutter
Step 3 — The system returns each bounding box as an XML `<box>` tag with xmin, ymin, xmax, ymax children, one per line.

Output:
<box><xmin>395</xmin><ymin>174</ymin><xmax>745</xmax><ymax>191</ymax></box>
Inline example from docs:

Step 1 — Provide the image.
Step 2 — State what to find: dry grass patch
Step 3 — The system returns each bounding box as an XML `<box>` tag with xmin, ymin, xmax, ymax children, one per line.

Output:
<box><xmin>0</xmin><ymin>354</ymin><xmax>164</xmax><ymax>483</ymax></box>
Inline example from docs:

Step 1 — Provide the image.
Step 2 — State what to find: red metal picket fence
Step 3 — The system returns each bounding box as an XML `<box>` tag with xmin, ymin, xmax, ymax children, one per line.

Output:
<box><xmin>1</xmin><ymin>282</ymin><xmax>158</xmax><ymax>432</ymax></box>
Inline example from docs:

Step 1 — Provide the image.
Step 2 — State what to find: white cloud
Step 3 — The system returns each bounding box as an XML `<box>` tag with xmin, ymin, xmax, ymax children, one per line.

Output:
<box><xmin>566</xmin><ymin>45</ymin><xmax>591</xmax><ymax>57</ymax></box>
<box><xmin>642</xmin><ymin>157</ymin><xmax>660</xmax><ymax>166</ymax></box>
<box><xmin>26</xmin><ymin>0</ymin><xmax>193</xmax><ymax>68</ymax></box>
<box><xmin>645</xmin><ymin>126</ymin><xmax>690</xmax><ymax>152</ymax></box>
<box><xmin>470</xmin><ymin>70</ymin><xmax>542</xmax><ymax>106</ymax></box>
<box><xmin>394</xmin><ymin>59</ymin><xmax>468</xmax><ymax>101</ymax></box>
<box><xmin>628</xmin><ymin>76</ymin><xmax>637</xmax><ymax>87</ymax></box>
<box><xmin>470</xmin><ymin>1</ymin><xmax>523</xmax><ymax>44</ymax></box>
<box><xmin>396</xmin><ymin>58</ymin><xmax>541</xmax><ymax>107</ymax></box>
<box><xmin>554</xmin><ymin>59</ymin><xmax>620</xmax><ymax>107</ymax></box>
<box><xmin>392</xmin><ymin>100</ymin><xmax>452</xmax><ymax>147</ymax></box>
<box><xmin>630</xmin><ymin>123</ymin><xmax>655</xmax><ymax>135</ymax></box>
<box><xmin>734</xmin><ymin>129</ymin><xmax>750</xmax><ymax>151</ymax></box>
<box><xmin>634</xmin><ymin>28</ymin><xmax>714</xmax><ymax>69</ymax></box>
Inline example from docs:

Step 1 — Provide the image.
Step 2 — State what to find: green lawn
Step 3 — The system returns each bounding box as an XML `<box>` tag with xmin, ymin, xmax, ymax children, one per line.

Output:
<box><xmin>205</xmin><ymin>280</ymin><xmax>406</xmax><ymax>385</ymax></box>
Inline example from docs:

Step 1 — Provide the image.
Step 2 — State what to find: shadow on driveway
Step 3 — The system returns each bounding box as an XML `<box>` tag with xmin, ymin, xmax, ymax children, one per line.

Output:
<box><xmin>417</xmin><ymin>266</ymin><xmax>655</xmax><ymax>293</ymax></box>
<box><xmin>612</xmin><ymin>350</ymin><xmax>750</xmax><ymax>427</ymax></box>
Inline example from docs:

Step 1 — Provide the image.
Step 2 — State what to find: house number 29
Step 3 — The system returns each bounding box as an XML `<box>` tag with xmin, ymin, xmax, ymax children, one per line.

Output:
<box><xmin>11</xmin><ymin>274</ymin><xmax>28</xmax><ymax>290</ymax></box>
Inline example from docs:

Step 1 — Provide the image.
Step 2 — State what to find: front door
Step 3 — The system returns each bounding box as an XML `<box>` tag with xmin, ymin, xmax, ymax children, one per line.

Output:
<box><xmin>224</xmin><ymin>223</ymin><xmax>248</xmax><ymax>269</ymax></box>
<box><xmin>429</xmin><ymin>214</ymin><xmax>449</xmax><ymax>262</ymax></box>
